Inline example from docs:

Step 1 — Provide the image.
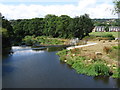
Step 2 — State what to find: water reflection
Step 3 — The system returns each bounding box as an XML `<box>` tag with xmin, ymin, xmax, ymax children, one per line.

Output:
<box><xmin>116</xmin><ymin>78</ymin><xmax>120</xmax><ymax>87</ymax></box>
<box><xmin>93</xmin><ymin>76</ymin><xmax>109</xmax><ymax>84</ymax></box>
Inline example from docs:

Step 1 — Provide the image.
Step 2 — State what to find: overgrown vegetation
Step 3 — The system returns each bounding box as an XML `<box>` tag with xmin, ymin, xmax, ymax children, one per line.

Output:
<box><xmin>56</xmin><ymin>48</ymin><xmax>120</xmax><ymax>78</ymax></box>
<box><xmin>103</xmin><ymin>45</ymin><xmax>120</xmax><ymax>61</ymax></box>
<box><xmin>22</xmin><ymin>35</ymin><xmax>65</xmax><ymax>45</ymax></box>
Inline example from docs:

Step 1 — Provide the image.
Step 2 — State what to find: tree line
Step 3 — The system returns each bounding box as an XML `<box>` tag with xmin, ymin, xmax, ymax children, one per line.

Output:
<box><xmin>10</xmin><ymin>14</ymin><xmax>94</xmax><ymax>45</ymax></box>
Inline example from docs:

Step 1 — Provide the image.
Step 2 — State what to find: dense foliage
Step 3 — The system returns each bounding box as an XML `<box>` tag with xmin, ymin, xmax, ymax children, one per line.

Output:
<box><xmin>23</xmin><ymin>36</ymin><xmax>65</xmax><ymax>45</ymax></box>
<box><xmin>114</xmin><ymin>0</ymin><xmax>120</xmax><ymax>13</ymax></box>
<box><xmin>0</xmin><ymin>14</ymin><xmax>13</xmax><ymax>54</ymax></box>
<box><xmin>10</xmin><ymin>14</ymin><xmax>94</xmax><ymax>44</ymax></box>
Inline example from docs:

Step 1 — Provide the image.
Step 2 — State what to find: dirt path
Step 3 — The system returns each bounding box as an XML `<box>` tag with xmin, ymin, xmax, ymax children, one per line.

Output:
<box><xmin>67</xmin><ymin>42</ymin><xmax>98</xmax><ymax>50</ymax></box>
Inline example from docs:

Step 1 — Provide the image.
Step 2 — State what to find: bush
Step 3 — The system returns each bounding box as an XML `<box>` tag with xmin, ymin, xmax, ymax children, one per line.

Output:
<box><xmin>22</xmin><ymin>36</ymin><xmax>35</xmax><ymax>45</ymax></box>
<box><xmin>112</xmin><ymin>46</ymin><xmax>120</xmax><ymax>49</ymax></box>
<box><xmin>22</xmin><ymin>36</ymin><xmax>65</xmax><ymax>45</ymax></box>
<box><xmin>101</xmin><ymin>34</ymin><xmax>115</xmax><ymax>40</ymax></box>
<box><xmin>93</xmin><ymin>63</ymin><xmax>110</xmax><ymax>76</ymax></box>
<box><xmin>108</xmin><ymin>46</ymin><xmax>120</xmax><ymax>60</ymax></box>
<box><xmin>82</xmin><ymin>35</ymin><xmax>96</xmax><ymax>40</ymax></box>
<box><xmin>112</xmin><ymin>67</ymin><xmax>120</xmax><ymax>78</ymax></box>
<box><xmin>103</xmin><ymin>46</ymin><xmax>112</xmax><ymax>54</ymax></box>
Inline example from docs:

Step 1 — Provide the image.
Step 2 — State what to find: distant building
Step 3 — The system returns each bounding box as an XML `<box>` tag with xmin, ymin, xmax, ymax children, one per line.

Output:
<box><xmin>92</xmin><ymin>26</ymin><xmax>120</xmax><ymax>32</ymax></box>
<box><xmin>109</xmin><ymin>26</ymin><xmax>120</xmax><ymax>32</ymax></box>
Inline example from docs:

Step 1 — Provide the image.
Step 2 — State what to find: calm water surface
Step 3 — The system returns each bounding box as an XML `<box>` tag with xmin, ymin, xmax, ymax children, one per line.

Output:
<box><xmin>2</xmin><ymin>46</ymin><xmax>120</xmax><ymax>88</ymax></box>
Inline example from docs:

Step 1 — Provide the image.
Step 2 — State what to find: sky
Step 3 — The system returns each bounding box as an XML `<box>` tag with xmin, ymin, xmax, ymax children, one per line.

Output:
<box><xmin>0</xmin><ymin>0</ymin><xmax>118</xmax><ymax>20</ymax></box>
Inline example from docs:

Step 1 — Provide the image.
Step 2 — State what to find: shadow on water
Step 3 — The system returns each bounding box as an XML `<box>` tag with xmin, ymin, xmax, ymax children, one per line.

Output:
<box><xmin>93</xmin><ymin>76</ymin><xmax>109</xmax><ymax>84</ymax></box>
<box><xmin>116</xmin><ymin>78</ymin><xmax>120</xmax><ymax>87</ymax></box>
<box><xmin>89</xmin><ymin>74</ymin><xmax>120</xmax><ymax>88</ymax></box>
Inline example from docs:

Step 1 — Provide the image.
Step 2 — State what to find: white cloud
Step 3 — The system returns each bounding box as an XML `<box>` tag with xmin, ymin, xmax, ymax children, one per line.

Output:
<box><xmin>0</xmin><ymin>0</ymin><xmax>118</xmax><ymax>20</ymax></box>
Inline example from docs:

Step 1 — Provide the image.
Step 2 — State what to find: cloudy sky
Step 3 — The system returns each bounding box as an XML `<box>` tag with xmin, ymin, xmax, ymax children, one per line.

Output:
<box><xmin>0</xmin><ymin>0</ymin><xmax>118</xmax><ymax>20</ymax></box>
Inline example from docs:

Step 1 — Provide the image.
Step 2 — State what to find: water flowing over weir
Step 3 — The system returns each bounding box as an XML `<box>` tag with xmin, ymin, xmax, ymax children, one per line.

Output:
<box><xmin>2</xmin><ymin>46</ymin><xmax>120</xmax><ymax>88</ymax></box>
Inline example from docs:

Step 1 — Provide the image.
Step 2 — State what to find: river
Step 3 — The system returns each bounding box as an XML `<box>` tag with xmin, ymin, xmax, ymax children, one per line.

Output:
<box><xmin>2</xmin><ymin>46</ymin><xmax>120</xmax><ymax>88</ymax></box>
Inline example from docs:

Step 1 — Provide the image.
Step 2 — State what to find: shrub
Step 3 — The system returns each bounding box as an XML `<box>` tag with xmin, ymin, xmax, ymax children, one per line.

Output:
<box><xmin>108</xmin><ymin>46</ymin><xmax>120</xmax><ymax>60</ymax></box>
<box><xmin>22</xmin><ymin>35</ymin><xmax>35</xmax><ymax>45</ymax></box>
<box><xmin>112</xmin><ymin>67</ymin><xmax>120</xmax><ymax>78</ymax></box>
<box><xmin>102</xmin><ymin>34</ymin><xmax>115</xmax><ymax>40</ymax></box>
<box><xmin>22</xmin><ymin>36</ymin><xmax>65</xmax><ymax>45</ymax></box>
<box><xmin>112</xmin><ymin>46</ymin><xmax>120</xmax><ymax>49</ymax></box>
<box><xmin>93</xmin><ymin>63</ymin><xmax>110</xmax><ymax>76</ymax></box>
<box><xmin>103</xmin><ymin>46</ymin><xmax>112</xmax><ymax>54</ymax></box>
<box><xmin>83</xmin><ymin>35</ymin><xmax>96</xmax><ymax>40</ymax></box>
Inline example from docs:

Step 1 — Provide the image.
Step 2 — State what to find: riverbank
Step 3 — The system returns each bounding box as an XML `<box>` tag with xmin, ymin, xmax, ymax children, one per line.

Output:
<box><xmin>22</xmin><ymin>36</ymin><xmax>71</xmax><ymax>46</ymax></box>
<box><xmin>56</xmin><ymin>40</ymin><xmax>120</xmax><ymax>78</ymax></box>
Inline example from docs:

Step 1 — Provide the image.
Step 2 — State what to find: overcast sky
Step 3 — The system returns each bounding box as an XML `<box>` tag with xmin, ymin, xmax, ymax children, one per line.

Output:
<box><xmin>0</xmin><ymin>0</ymin><xmax>118</xmax><ymax>20</ymax></box>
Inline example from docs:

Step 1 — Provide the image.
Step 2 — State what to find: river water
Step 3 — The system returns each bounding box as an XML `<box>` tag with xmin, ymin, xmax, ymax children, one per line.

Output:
<box><xmin>2</xmin><ymin>46</ymin><xmax>120</xmax><ymax>88</ymax></box>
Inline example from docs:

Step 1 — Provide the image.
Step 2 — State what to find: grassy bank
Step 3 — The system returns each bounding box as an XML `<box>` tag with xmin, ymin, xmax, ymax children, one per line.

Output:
<box><xmin>56</xmin><ymin>45</ymin><xmax>120</xmax><ymax>78</ymax></box>
<box><xmin>22</xmin><ymin>36</ymin><xmax>69</xmax><ymax>46</ymax></box>
<box><xmin>89</xmin><ymin>32</ymin><xmax>119</xmax><ymax>38</ymax></box>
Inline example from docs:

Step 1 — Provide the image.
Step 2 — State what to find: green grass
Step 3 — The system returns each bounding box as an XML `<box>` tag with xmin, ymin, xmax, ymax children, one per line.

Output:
<box><xmin>89</xmin><ymin>32</ymin><xmax>119</xmax><ymax>38</ymax></box>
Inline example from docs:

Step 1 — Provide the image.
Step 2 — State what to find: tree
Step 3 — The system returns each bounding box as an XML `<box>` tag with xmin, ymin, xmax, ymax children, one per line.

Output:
<box><xmin>44</xmin><ymin>14</ymin><xmax>58</xmax><ymax>37</ymax></box>
<box><xmin>10</xmin><ymin>14</ymin><xmax>94</xmax><ymax>43</ymax></box>
<box><xmin>114</xmin><ymin>0</ymin><xmax>120</xmax><ymax>13</ymax></box>
<box><xmin>1</xmin><ymin>28</ymin><xmax>11</xmax><ymax>48</ymax></box>
<box><xmin>57</xmin><ymin>15</ymin><xmax>71</xmax><ymax>38</ymax></box>
<box><xmin>73</xmin><ymin>14</ymin><xmax>94</xmax><ymax>39</ymax></box>
<box><xmin>2</xmin><ymin>15</ymin><xmax>14</xmax><ymax>41</ymax></box>
<box><xmin>113</xmin><ymin>0</ymin><xmax>120</xmax><ymax>27</ymax></box>
<box><xmin>0</xmin><ymin>14</ymin><xmax>13</xmax><ymax>54</ymax></box>
<box><xmin>105</xmin><ymin>25</ymin><xmax>109</xmax><ymax>32</ymax></box>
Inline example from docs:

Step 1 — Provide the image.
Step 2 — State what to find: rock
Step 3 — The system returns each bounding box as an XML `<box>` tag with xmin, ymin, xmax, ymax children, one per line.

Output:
<box><xmin>103</xmin><ymin>41</ymin><xmax>105</xmax><ymax>43</ymax></box>
<box><xmin>95</xmin><ymin>52</ymin><xmax>102</xmax><ymax>55</ymax></box>
<box><xmin>113</xmin><ymin>67</ymin><xmax>117</xmax><ymax>69</ymax></box>
<box><xmin>115</xmin><ymin>38</ymin><xmax>118</xmax><ymax>40</ymax></box>
<box><xmin>72</xmin><ymin>54</ymin><xmax>75</xmax><ymax>56</ymax></box>
<box><xmin>64</xmin><ymin>60</ymin><xmax>67</xmax><ymax>62</ymax></box>
<box><xmin>107</xmin><ymin>64</ymin><xmax>111</xmax><ymax>67</ymax></box>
